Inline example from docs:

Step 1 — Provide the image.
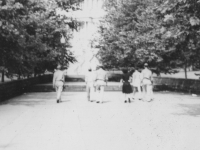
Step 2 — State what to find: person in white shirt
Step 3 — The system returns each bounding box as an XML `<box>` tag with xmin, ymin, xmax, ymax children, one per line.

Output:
<box><xmin>53</xmin><ymin>64</ymin><xmax>65</xmax><ymax>103</ymax></box>
<box><xmin>141</xmin><ymin>63</ymin><xmax>153</xmax><ymax>101</ymax></box>
<box><xmin>131</xmin><ymin>67</ymin><xmax>142</xmax><ymax>100</ymax></box>
<box><xmin>95</xmin><ymin>66</ymin><xmax>108</xmax><ymax>103</ymax></box>
<box><xmin>85</xmin><ymin>68</ymin><xmax>96</xmax><ymax>102</ymax></box>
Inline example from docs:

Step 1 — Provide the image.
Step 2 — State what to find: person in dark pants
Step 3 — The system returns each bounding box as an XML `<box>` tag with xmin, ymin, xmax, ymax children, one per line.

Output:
<box><xmin>120</xmin><ymin>69</ymin><xmax>133</xmax><ymax>103</ymax></box>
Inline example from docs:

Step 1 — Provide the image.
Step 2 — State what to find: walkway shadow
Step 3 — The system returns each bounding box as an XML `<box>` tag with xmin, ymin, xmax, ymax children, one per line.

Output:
<box><xmin>175</xmin><ymin>104</ymin><xmax>200</xmax><ymax>117</ymax></box>
<box><xmin>2</xmin><ymin>100</ymin><xmax>46</xmax><ymax>107</ymax></box>
<box><xmin>87</xmin><ymin>100</ymin><xmax>111</xmax><ymax>104</ymax></box>
<box><xmin>60</xmin><ymin>100</ymin><xmax>70</xmax><ymax>103</ymax></box>
<box><xmin>102</xmin><ymin>101</ymin><xmax>111</xmax><ymax>103</ymax></box>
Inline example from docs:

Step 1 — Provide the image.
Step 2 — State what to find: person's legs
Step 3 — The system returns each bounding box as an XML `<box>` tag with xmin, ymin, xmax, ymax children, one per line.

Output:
<box><xmin>127</xmin><ymin>93</ymin><xmax>132</xmax><ymax>103</ymax></box>
<box><xmin>124</xmin><ymin>93</ymin><xmax>127</xmax><ymax>103</ymax></box>
<box><xmin>57</xmin><ymin>86</ymin><xmax>63</xmax><ymax>102</ymax></box>
<box><xmin>99</xmin><ymin>85</ymin><xmax>104</xmax><ymax>103</ymax></box>
<box><xmin>137</xmin><ymin>85</ymin><xmax>142</xmax><ymax>100</ymax></box>
<box><xmin>147</xmin><ymin>84</ymin><xmax>153</xmax><ymax>101</ymax></box>
<box><xmin>96</xmin><ymin>85</ymin><xmax>100</xmax><ymax>103</ymax></box>
<box><xmin>86</xmin><ymin>84</ymin><xmax>90</xmax><ymax>101</ymax></box>
<box><xmin>150</xmin><ymin>84</ymin><xmax>154</xmax><ymax>100</ymax></box>
<box><xmin>55</xmin><ymin>81</ymin><xmax>63</xmax><ymax>103</ymax></box>
<box><xmin>55</xmin><ymin>86</ymin><xmax>58</xmax><ymax>99</ymax></box>
<box><xmin>142</xmin><ymin>84</ymin><xmax>147</xmax><ymax>101</ymax></box>
<box><xmin>90</xmin><ymin>84</ymin><xmax>95</xmax><ymax>101</ymax></box>
<box><xmin>132</xmin><ymin>86</ymin><xmax>136</xmax><ymax>99</ymax></box>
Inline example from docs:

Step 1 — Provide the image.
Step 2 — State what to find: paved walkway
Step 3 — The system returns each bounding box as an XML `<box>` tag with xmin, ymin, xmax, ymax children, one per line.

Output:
<box><xmin>0</xmin><ymin>91</ymin><xmax>200</xmax><ymax>150</ymax></box>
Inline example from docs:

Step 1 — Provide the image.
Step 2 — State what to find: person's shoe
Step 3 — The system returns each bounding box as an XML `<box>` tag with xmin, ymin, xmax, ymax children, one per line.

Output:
<box><xmin>128</xmin><ymin>98</ymin><xmax>131</xmax><ymax>103</ymax></box>
<box><xmin>148</xmin><ymin>99</ymin><xmax>154</xmax><ymax>102</ymax></box>
<box><xmin>57</xmin><ymin>100</ymin><xmax>59</xmax><ymax>103</ymax></box>
<box><xmin>96</xmin><ymin>101</ymin><xmax>100</xmax><ymax>103</ymax></box>
<box><xmin>124</xmin><ymin>100</ymin><xmax>127</xmax><ymax>103</ymax></box>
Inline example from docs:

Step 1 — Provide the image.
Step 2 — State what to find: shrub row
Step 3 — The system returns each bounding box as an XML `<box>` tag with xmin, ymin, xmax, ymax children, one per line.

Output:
<box><xmin>0</xmin><ymin>75</ymin><xmax>53</xmax><ymax>102</ymax></box>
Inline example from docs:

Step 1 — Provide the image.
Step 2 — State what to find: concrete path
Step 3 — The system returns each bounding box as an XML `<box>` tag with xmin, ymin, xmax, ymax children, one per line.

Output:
<box><xmin>0</xmin><ymin>91</ymin><xmax>200</xmax><ymax>150</ymax></box>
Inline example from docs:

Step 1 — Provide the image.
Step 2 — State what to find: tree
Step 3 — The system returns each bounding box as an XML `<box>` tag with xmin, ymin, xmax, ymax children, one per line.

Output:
<box><xmin>98</xmin><ymin>0</ymin><xmax>163</xmax><ymax>71</ymax></box>
<box><xmin>98</xmin><ymin>0</ymin><xmax>200</xmax><ymax>78</ymax></box>
<box><xmin>0</xmin><ymin>0</ymin><xmax>78</xmax><ymax>81</ymax></box>
<box><xmin>154</xmin><ymin>0</ymin><xmax>200</xmax><ymax>78</ymax></box>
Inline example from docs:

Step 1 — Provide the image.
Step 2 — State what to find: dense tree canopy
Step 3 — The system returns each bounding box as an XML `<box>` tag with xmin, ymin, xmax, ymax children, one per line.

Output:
<box><xmin>155</xmin><ymin>0</ymin><xmax>200</xmax><ymax>78</ymax></box>
<box><xmin>0</xmin><ymin>0</ymin><xmax>79</xmax><ymax>81</ymax></box>
<box><xmin>98</xmin><ymin>0</ymin><xmax>200</xmax><ymax>78</ymax></box>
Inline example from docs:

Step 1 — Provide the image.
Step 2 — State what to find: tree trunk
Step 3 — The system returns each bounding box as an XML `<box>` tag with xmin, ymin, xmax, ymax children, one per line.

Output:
<box><xmin>184</xmin><ymin>62</ymin><xmax>187</xmax><ymax>79</ymax></box>
<box><xmin>1</xmin><ymin>70</ymin><xmax>4</xmax><ymax>82</ymax></box>
<box><xmin>18</xmin><ymin>74</ymin><xmax>21</xmax><ymax>80</ymax></box>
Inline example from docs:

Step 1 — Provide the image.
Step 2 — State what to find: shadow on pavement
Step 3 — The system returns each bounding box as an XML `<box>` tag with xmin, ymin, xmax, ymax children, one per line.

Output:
<box><xmin>175</xmin><ymin>104</ymin><xmax>200</xmax><ymax>117</ymax></box>
<box><xmin>2</xmin><ymin>100</ymin><xmax>46</xmax><ymax>107</ymax></box>
<box><xmin>102</xmin><ymin>101</ymin><xmax>111</xmax><ymax>103</ymax></box>
<box><xmin>60</xmin><ymin>100</ymin><xmax>70</xmax><ymax>103</ymax></box>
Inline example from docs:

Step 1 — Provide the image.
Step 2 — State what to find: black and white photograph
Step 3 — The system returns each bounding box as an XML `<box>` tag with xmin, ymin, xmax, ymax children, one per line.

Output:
<box><xmin>1</xmin><ymin>0</ymin><xmax>200</xmax><ymax>150</ymax></box>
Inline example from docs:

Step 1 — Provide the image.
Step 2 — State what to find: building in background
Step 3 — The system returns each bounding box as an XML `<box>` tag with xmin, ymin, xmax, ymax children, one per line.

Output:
<box><xmin>63</xmin><ymin>0</ymin><xmax>106</xmax><ymax>75</ymax></box>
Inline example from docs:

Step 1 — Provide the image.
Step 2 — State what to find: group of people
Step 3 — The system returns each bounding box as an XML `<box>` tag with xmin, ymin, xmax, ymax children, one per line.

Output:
<box><xmin>121</xmin><ymin>63</ymin><xmax>154</xmax><ymax>103</ymax></box>
<box><xmin>85</xmin><ymin>66</ymin><xmax>108</xmax><ymax>103</ymax></box>
<box><xmin>53</xmin><ymin>63</ymin><xmax>153</xmax><ymax>104</ymax></box>
<box><xmin>85</xmin><ymin>63</ymin><xmax>153</xmax><ymax>103</ymax></box>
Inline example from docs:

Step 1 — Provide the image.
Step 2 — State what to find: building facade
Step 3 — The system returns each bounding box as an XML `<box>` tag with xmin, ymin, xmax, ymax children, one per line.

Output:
<box><xmin>67</xmin><ymin>0</ymin><xmax>106</xmax><ymax>75</ymax></box>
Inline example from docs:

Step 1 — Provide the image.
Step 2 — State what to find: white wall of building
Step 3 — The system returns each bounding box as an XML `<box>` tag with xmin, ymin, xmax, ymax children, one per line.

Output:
<box><xmin>67</xmin><ymin>0</ymin><xmax>106</xmax><ymax>75</ymax></box>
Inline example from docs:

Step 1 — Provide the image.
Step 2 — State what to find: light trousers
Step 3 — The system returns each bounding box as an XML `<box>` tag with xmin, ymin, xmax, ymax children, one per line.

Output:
<box><xmin>132</xmin><ymin>86</ymin><xmax>142</xmax><ymax>99</ymax></box>
<box><xmin>142</xmin><ymin>84</ymin><xmax>153</xmax><ymax>101</ymax></box>
<box><xmin>96</xmin><ymin>85</ymin><xmax>105</xmax><ymax>102</ymax></box>
<box><xmin>86</xmin><ymin>82</ymin><xmax>95</xmax><ymax>101</ymax></box>
<box><xmin>55</xmin><ymin>81</ymin><xmax>64</xmax><ymax>100</ymax></box>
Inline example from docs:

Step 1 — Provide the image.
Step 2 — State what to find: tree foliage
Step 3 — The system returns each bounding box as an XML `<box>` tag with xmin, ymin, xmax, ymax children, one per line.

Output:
<box><xmin>98</xmin><ymin>0</ymin><xmax>200</xmax><ymax>77</ymax></box>
<box><xmin>98</xmin><ymin>0</ymin><xmax>162</xmax><ymax>69</ymax></box>
<box><xmin>0</xmin><ymin>0</ymin><xmax>78</xmax><ymax>80</ymax></box>
<box><xmin>154</xmin><ymin>0</ymin><xmax>200</xmax><ymax>78</ymax></box>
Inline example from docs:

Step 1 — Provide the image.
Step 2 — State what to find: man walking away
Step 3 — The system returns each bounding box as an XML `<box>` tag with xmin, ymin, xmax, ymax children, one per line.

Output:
<box><xmin>95</xmin><ymin>66</ymin><xmax>108</xmax><ymax>103</ymax></box>
<box><xmin>131</xmin><ymin>67</ymin><xmax>142</xmax><ymax>100</ymax></box>
<box><xmin>85</xmin><ymin>68</ymin><xmax>96</xmax><ymax>102</ymax></box>
<box><xmin>53</xmin><ymin>64</ymin><xmax>65</xmax><ymax>103</ymax></box>
<box><xmin>141</xmin><ymin>63</ymin><xmax>153</xmax><ymax>102</ymax></box>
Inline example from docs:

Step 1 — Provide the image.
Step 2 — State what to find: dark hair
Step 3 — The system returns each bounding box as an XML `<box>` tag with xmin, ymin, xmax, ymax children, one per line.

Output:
<box><xmin>144</xmin><ymin>63</ymin><xmax>148</xmax><ymax>67</ymax></box>
<box><xmin>135</xmin><ymin>66</ymin><xmax>139</xmax><ymax>70</ymax></box>
<box><xmin>96</xmin><ymin>65</ymin><xmax>104</xmax><ymax>70</ymax></box>
<box><xmin>57</xmin><ymin>64</ymin><xmax>62</xmax><ymax>70</ymax></box>
<box><xmin>122</xmin><ymin>69</ymin><xmax>128</xmax><ymax>74</ymax></box>
<box><xmin>129</xmin><ymin>69</ymin><xmax>135</xmax><ymax>75</ymax></box>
